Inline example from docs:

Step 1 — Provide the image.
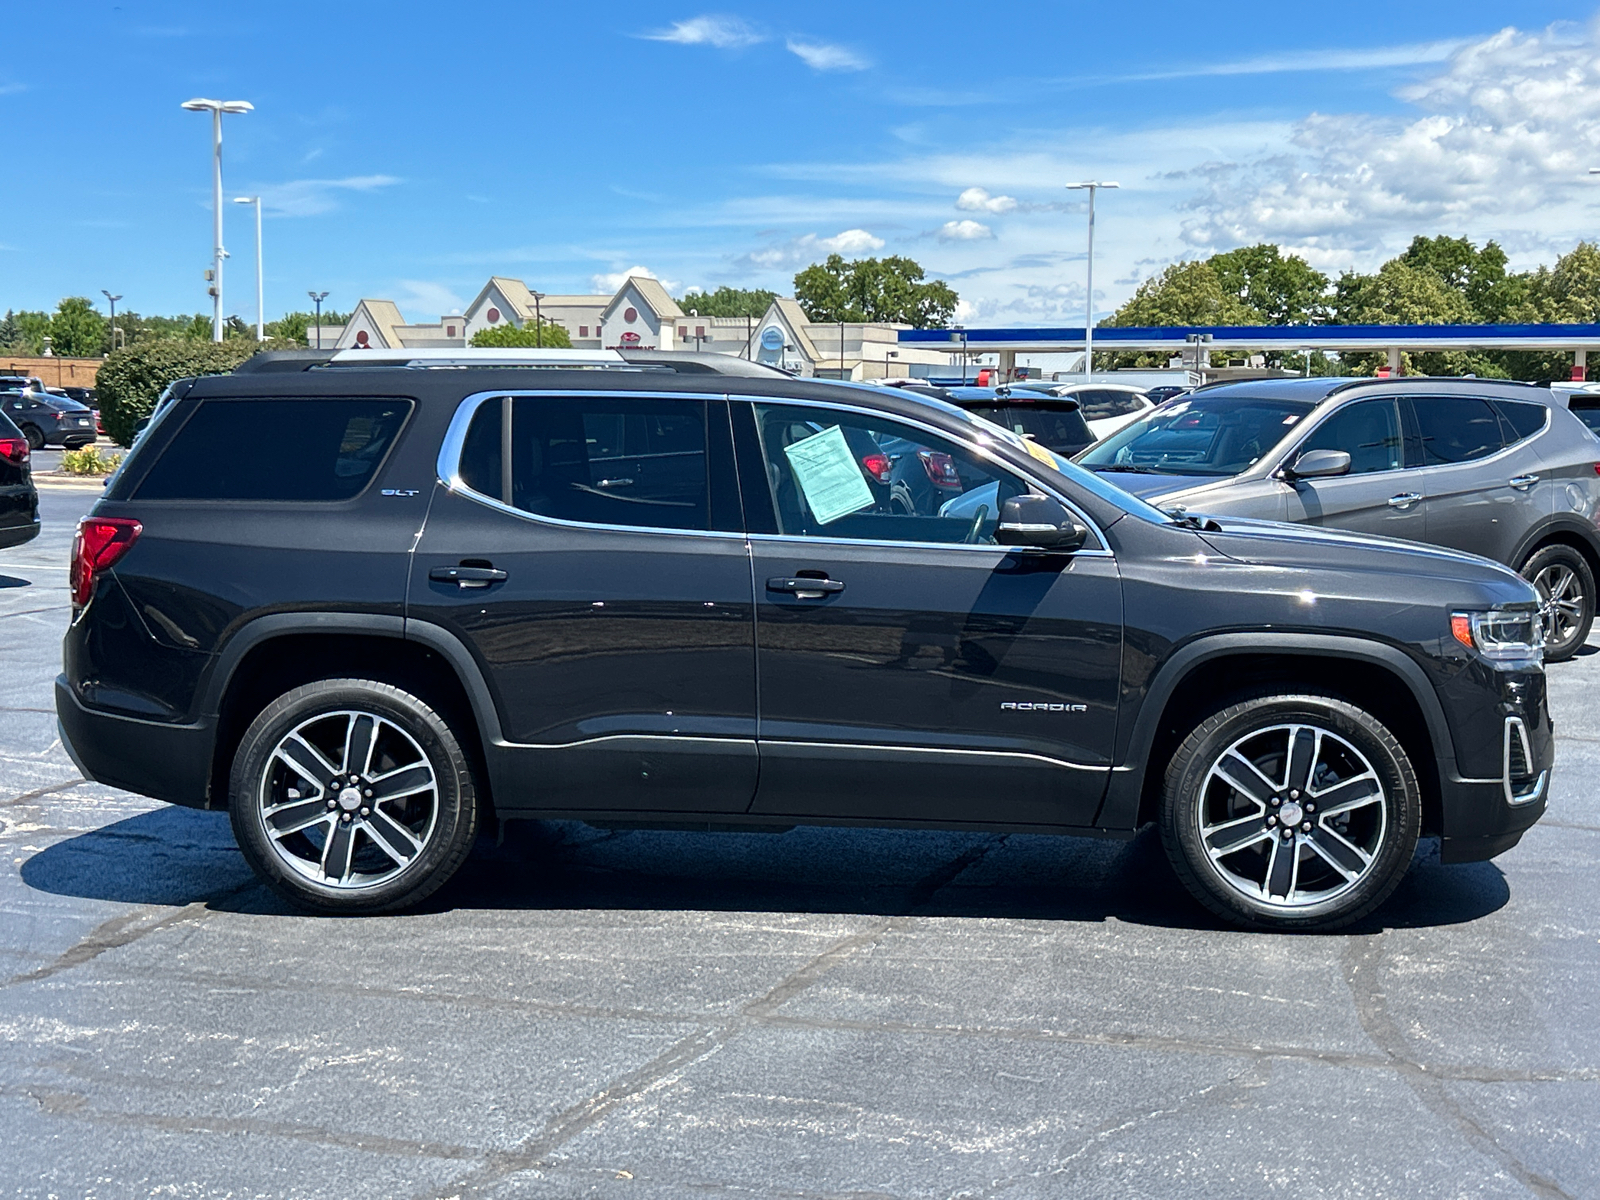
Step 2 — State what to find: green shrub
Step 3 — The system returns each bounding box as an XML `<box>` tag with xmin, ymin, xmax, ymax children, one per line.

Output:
<box><xmin>470</xmin><ymin>320</ymin><xmax>572</xmax><ymax>348</ymax></box>
<box><xmin>95</xmin><ymin>338</ymin><xmax>291</xmax><ymax>446</ymax></box>
<box><xmin>60</xmin><ymin>445</ymin><xmax>123</xmax><ymax>475</ymax></box>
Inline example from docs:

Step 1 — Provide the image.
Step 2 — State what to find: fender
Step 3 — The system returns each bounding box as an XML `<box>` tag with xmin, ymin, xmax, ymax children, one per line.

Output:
<box><xmin>1095</xmin><ymin>632</ymin><xmax>1457</xmax><ymax>831</ymax></box>
<box><xmin>196</xmin><ymin>612</ymin><xmax>506</xmax><ymax>747</ymax></box>
<box><xmin>1507</xmin><ymin>511</ymin><xmax>1600</xmax><ymax>573</ymax></box>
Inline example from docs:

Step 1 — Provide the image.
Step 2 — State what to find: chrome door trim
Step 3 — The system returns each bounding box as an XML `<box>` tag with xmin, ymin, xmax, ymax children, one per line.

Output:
<box><xmin>760</xmin><ymin>738</ymin><xmax>1108</xmax><ymax>772</ymax></box>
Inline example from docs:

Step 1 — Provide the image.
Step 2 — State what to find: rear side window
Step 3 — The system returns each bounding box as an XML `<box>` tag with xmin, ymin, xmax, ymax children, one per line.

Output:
<box><xmin>456</xmin><ymin>394</ymin><xmax>730</xmax><ymax>532</ymax></box>
<box><xmin>1410</xmin><ymin>396</ymin><xmax>1505</xmax><ymax>466</ymax></box>
<box><xmin>1568</xmin><ymin>398</ymin><xmax>1600</xmax><ymax>436</ymax></box>
<box><xmin>1495</xmin><ymin>399</ymin><xmax>1548</xmax><ymax>443</ymax></box>
<box><xmin>964</xmin><ymin>403</ymin><xmax>1094</xmax><ymax>454</ymax></box>
<box><xmin>1075</xmin><ymin>390</ymin><xmax>1147</xmax><ymax>421</ymax></box>
<box><xmin>135</xmin><ymin>398</ymin><xmax>411</xmax><ymax>501</ymax></box>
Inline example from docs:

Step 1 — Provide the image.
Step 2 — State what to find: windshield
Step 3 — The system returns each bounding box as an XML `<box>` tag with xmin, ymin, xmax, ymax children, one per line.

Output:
<box><xmin>1077</xmin><ymin>394</ymin><xmax>1315</xmax><ymax>476</ymax></box>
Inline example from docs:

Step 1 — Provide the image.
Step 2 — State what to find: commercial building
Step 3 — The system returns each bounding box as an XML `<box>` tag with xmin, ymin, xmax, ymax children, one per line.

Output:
<box><xmin>328</xmin><ymin>275</ymin><xmax>954</xmax><ymax>379</ymax></box>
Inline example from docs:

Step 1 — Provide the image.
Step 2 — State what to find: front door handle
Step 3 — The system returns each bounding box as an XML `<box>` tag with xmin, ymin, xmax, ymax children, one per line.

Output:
<box><xmin>1387</xmin><ymin>492</ymin><xmax>1423</xmax><ymax>508</ymax></box>
<box><xmin>1509</xmin><ymin>474</ymin><xmax>1539</xmax><ymax>490</ymax></box>
<box><xmin>430</xmin><ymin>565</ymin><xmax>508</xmax><ymax>588</ymax></box>
<box><xmin>767</xmin><ymin>576</ymin><xmax>845</xmax><ymax>598</ymax></box>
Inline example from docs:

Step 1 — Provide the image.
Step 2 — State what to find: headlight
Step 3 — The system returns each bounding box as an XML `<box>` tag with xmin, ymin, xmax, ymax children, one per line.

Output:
<box><xmin>1451</xmin><ymin>609</ymin><xmax>1543</xmax><ymax>666</ymax></box>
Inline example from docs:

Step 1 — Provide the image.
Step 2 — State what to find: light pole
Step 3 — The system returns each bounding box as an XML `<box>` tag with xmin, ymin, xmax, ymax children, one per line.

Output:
<box><xmin>101</xmin><ymin>291</ymin><xmax>122</xmax><ymax>355</ymax></box>
<box><xmin>1065</xmin><ymin>181</ymin><xmax>1119</xmax><ymax>382</ymax></box>
<box><xmin>308</xmin><ymin>291</ymin><xmax>328</xmax><ymax>350</ymax></box>
<box><xmin>234</xmin><ymin>196</ymin><xmax>263</xmax><ymax>340</ymax></box>
<box><xmin>839</xmin><ymin>319</ymin><xmax>846</xmax><ymax>379</ymax></box>
<box><xmin>181</xmin><ymin>98</ymin><xmax>253</xmax><ymax>342</ymax></box>
<box><xmin>530</xmin><ymin>291</ymin><xmax>544</xmax><ymax>348</ymax></box>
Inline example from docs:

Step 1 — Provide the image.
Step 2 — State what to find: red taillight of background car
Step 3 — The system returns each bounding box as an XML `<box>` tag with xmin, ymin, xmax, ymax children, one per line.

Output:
<box><xmin>918</xmin><ymin>449</ymin><xmax>962</xmax><ymax>488</ymax></box>
<box><xmin>860</xmin><ymin>452</ymin><xmax>892</xmax><ymax>484</ymax></box>
<box><xmin>70</xmin><ymin>517</ymin><xmax>142</xmax><ymax>607</ymax></box>
<box><xmin>0</xmin><ymin>436</ymin><xmax>27</xmax><ymax>463</ymax></box>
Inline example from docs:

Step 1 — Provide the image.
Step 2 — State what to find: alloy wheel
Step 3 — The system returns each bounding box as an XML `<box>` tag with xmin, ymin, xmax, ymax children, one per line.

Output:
<box><xmin>1196</xmin><ymin>722</ymin><xmax>1388</xmax><ymax>910</ymax></box>
<box><xmin>254</xmin><ymin>709</ymin><xmax>439</xmax><ymax>890</ymax></box>
<box><xmin>1533</xmin><ymin>563</ymin><xmax>1584</xmax><ymax>651</ymax></box>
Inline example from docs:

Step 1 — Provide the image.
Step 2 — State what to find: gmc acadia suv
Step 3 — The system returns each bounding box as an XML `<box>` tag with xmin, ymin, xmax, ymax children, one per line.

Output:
<box><xmin>56</xmin><ymin>350</ymin><xmax>1553</xmax><ymax>930</ymax></box>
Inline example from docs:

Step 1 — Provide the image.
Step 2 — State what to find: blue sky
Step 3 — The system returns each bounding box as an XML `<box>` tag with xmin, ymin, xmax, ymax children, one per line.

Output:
<box><xmin>5</xmin><ymin>1</ymin><xmax>1600</xmax><ymax>328</ymax></box>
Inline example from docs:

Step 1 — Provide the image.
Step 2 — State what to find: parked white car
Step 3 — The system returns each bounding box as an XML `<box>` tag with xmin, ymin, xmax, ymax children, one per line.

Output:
<box><xmin>1012</xmin><ymin>382</ymin><xmax>1155</xmax><ymax>441</ymax></box>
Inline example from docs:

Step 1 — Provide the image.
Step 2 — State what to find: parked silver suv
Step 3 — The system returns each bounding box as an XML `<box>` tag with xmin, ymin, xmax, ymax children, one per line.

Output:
<box><xmin>1080</xmin><ymin>377</ymin><xmax>1600</xmax><ymax>660</ymax></box>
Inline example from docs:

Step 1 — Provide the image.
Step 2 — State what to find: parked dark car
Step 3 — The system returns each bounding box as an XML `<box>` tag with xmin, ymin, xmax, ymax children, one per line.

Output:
<box><xmin>1079</xmin><ymin>377</ymin><xmax>1600</xmax><ymax>660</ymax></box>
<box><xmin>0</xmin><ymin>410</ymin><xmax>39</xmax><ymax>549</ymax></box>
<box><xmin>941</xmin><ymin>386</ymin><xmax>1097</xmax><ymax>458</ymax></box>
<box><xmin>58</xmin><ymin>351</ymin><xmax>1551</xmax><ymax>931</ymax></box>
<box><xmin>1</xmin><ymin>389</ymin><xmax>97</xmax><ymax>449</ymax></box>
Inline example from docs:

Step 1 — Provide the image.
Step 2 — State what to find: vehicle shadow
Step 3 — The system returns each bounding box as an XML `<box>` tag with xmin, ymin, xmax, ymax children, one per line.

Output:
<box><xmin>0</xmin><ymin>574</ymin><xmax>30</xmax><ymax>589</ymax></box>
<box><xmin>19</xmin><ymin>806</ymin><xmax>1510</xmax><ymax>933</ymax></box>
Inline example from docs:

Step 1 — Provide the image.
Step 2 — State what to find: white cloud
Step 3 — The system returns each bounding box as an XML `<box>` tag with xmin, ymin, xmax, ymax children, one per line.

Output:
<box><xmin>1178</xmin><ymin>21</ymin><xmax>1600</xmax><ymax>264</ymax></box>
<box><xmin>938</xmin><ymin>219</ymin><xmax>994</xmax><ymax>241</ymax></box>
<box><xmin>591</xmin><ymin>265</ymin><xmax>680</xmax><ymax>293</ymax></box>
<box><xmin>642</xmin><ymin>15</ymin><xmax>764</xmax><ymax>49</ymax></box>
<box><xmin>786</xmin><ymin>38</ymin><xmax>870</xmax><ymax>72</ymax></box>
<box><xmin>957</xmin><ymin>187</ymin><xmax>1018</xmax><ymax>214</ymax></box>
<box><xmin>1121</xmin><ymin>37</ymin><xmax>1472</xmax><ymax>81</ymax></box>
<box><xmin>257</xmin><ymin>174</ymin><xmax>400</xmax><ymax>217</ymax></box>
<box><xmin>392</xmin><ymin>279</ymin><xmax>466</xmax><ymax>317</ymax></box>
<box><xmin>736</xmin><ymin>228</ymin><xmax>887</xmax><ymax>270</ymax></box>
<box><xmin>0</xmin><ymin>81</ymin><xmax>25</xmax><ymax>96</ymax></box>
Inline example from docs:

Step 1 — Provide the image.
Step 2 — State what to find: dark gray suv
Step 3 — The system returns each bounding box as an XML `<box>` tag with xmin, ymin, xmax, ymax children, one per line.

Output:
<box><xmin>1080</xmin><ymin>378</ymin><xmax>1600</xmax><ymax>660</ymax></box>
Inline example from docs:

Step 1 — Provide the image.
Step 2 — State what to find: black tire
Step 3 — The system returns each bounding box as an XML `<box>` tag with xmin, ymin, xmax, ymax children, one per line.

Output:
<box><xmin>20</xmin><ymin>424</ymin><xmax>43</xmax><ymax>451</ymax></box>
<box><xmin>229</xmin><ymin>678</ymin><xmax>478</xmax><ymax>914</ymax></box>
<box><xmin>1159</xmin><ymin>693</ymin><xmax>1420</xmax><ymax>932</ymax></box>
<box><xmin>1519</xmin><ymin>543</ymin><xmax>1595</xmax><ymax>663</ymax></box>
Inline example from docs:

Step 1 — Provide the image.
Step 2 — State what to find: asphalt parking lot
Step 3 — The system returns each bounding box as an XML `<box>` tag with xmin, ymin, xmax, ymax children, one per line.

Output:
<box><xmin>3</xmin><ymin>485</ymin><xmax>1597</xmax><ymax>1200</ymax></box>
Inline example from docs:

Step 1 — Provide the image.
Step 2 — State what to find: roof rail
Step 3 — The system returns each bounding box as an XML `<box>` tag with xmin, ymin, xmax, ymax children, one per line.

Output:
<box><xmin>1324</xmin><ymin>375</ymin><xmax>1550</xmax><ymax>396</ymax></box>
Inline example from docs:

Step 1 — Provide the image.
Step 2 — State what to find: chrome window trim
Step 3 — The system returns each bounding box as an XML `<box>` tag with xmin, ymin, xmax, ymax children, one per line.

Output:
<box><xmin>741</xmin><ymin>393</ymin><xmax>1112</xmax><ymax>553</ymax></box>
<box><xmin>434</xmin><ymin>387</ymin><xmax>746</xmax><ymax>541</ymax></box>
<box><xmin>436</xmin><ymin>387</ymin><xmax>1113</xmax><ymax>553</ymax></box>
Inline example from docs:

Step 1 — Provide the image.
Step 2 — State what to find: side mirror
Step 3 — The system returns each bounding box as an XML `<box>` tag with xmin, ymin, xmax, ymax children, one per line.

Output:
<box><xmin>1285</xmin><ymin>448</ymin><xmax>1351</xmax><ymax>480</ymax></box>
<box><xmin>996</xmin><ymin>495</ymin><xmax>1089</xmax><ymax>551</ymax></box>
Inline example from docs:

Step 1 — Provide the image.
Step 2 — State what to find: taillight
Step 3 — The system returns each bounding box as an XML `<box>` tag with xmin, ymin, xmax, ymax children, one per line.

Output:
<box><xmin>70</xmin><ymin>517</ymin><xmax>142</xmax><ymax>608</ymax></box>
<box><xmin>918</xmin><ymin>449</ymin><xmax>962</xmax><ymax>488</ymax></box>
<box><xmin>0</xmin><ymin>437</ymin><xmax>26</xmax><ymax>463</ymax></box>
<box><xmin>860</xmin><ymin>452</ymin><xmax>892</xmax><ymax>484</ymax></box>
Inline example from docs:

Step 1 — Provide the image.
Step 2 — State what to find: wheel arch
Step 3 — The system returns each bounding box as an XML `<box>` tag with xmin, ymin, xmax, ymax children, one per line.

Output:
<box><xmin>1511</xmin><ymin>514</ymin><xmax>1600</xmax><ymax>582</ymax></box>
<box><xmin>202</xmin><ymin>615</ymin><xmax>504</xmax><ymax>814</ymax></box>
<box><xmin>1099</xmin><ymin>634</ymin><xmax>1453</xmax><ymax>837</ymax></box>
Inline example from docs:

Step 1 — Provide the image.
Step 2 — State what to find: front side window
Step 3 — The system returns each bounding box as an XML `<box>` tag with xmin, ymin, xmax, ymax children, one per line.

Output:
<box><xmin>1293</xmin><ymin>399</ymin><xmax>1403</xmax><ymax>474</ymax></box>
<box><xmin>135</xmin><ymin>398</ymin><xmax>411</xmax><ymax>501</ymax></box>
<box><xmin>1411</xmin><ymin>396</ymin><xmax>1505</xmax><ymax>466</ymax></box>
<box><xmin>752</xmin><ymin>403</ymin><xmax>1039</xmax><ymax>546</ymax></box>
<box><xmin>457</xmin><ymin>394</ymin><xmax>722</xmax><ymax>532</ymax></box>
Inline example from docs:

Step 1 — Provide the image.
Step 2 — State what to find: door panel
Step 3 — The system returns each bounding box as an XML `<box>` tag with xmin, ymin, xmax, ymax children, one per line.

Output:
<box><xmin>736</xmin><ymin>401</ymin><xmax>1122</xmax><ymax>827</ymax></box>
<box><xmin>1281</xmin><ymin>399</ymin><xmax>1425</xmax><ymax>541</ymax></box>
<box><xmin>410</xmin><ymin>394</ymin><xmax>758</xmax><ymax>814</ymax></box>
<box><xmin>1408</xmin><ymin>395</ymin><xmax>1520</xmax><ymax>562</ymax></box>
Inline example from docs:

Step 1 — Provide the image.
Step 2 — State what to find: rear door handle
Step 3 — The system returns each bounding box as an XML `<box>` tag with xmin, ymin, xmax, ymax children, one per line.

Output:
<box><xmin>1509</xmin><ymin>474</ymin><xmax>1539</xmax><ymax>490</ymax></box>
<box><xmin>430</xmin><ymin>565</ymin><xmax>508</xmax><ymax>588</ymax></box>
<box><xmin>1387</xmin><ymin>492</ymin><xmax>1422</xmax><ymax>508</ymax></box>
<box><xmin>767</xmin><ymin>576</ymin><xmax>845</xmax><ymax>597</ymax></box>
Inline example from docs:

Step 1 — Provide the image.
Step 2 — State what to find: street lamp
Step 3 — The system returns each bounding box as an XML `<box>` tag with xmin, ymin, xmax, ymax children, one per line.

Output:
<box><xmin>233</xmin><ymin>196</ymin><xmax>263</xmax><ymax>340</ymax></box>
<box><xmin>1065</xmin><ymin>181</ymin><xmax>1119</xmax><ymax>382</ymax></box>
<box><xmin>101</xmin><ymin>291</ymin><xmax>122</xmax><ymax>355</ymax></box>
<box><xmin>308</xmin><ymin>291</ymin><xmax>329</xmax><ymax>350</ymax></box>
<box><xmin>530</xmin><ymin>291</ymin><xmax>545</xmax><ymax>348</ymax></box>
<box><xmin>181</xmin><ymin>98</ymin><xmax>253</xmax><ymax>342</ymax></box>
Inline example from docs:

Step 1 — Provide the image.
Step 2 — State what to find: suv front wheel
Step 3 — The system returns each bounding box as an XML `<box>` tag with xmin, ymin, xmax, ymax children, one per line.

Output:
<box><xmin>229</xmin><ymin>679</ymin><xmax>479</xmax><ymax>914</ymax></box>
<box><xmin>1160</xmin><ymin>694</ymin><xmax>1420</xmax><ymax>931</ymax></box>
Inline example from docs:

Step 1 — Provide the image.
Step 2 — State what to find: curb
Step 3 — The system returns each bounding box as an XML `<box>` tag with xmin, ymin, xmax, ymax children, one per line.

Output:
<box><xmin>32</xmin><ymin>475</ymin><xmax>111</xmax><ymax>489</ymax></box>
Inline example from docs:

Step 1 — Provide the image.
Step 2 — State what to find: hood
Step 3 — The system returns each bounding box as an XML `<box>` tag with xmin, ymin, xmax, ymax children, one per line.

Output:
<box><xmin>1089</xmin><ymin>468</ymin><xmax>1229</xmax><ymax>499</ymax></box>
<box><xmin>1194</xmin><ymin>516</ymin><xmax>1538</xmax><ymax>605</ymax></box>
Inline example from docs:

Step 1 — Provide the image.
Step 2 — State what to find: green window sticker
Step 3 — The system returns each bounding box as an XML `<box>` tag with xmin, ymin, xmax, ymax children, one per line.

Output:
<box><xmin>782</xmin><ymin>425</ymin><xmax>876</xmax><ymax>525</ymax></box>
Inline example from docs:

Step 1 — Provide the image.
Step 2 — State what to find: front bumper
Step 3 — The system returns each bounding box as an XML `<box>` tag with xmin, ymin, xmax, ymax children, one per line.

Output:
<box><xmin>1435</xmin><ymin>677</ymin><xmax>1553</xmax><ymax>863</ymax></box>
<box><xmin>55</xmin><ymin>676</ymin><xmax>216</xmax><ymax>808</ymax></box>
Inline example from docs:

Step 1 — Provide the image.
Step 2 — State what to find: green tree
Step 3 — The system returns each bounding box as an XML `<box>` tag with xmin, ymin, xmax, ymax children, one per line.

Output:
<box><xmin>48</xmin><ymin>297</ymin><xmax>107</xmax><ymax>357</ymax></box>
<box><xmin>0</xmin><ymin>310</ymin><xmax>23</xmax><ymax>353</ymax></box>
<box><xmin>674</xmin><ymin>287</ymin><xmax>777</xmax><ymax>318</ymax></box>
<box><xmin>1394</xmin><ymin>235</ymin><xmax>1525</xmax><ymax>321</ymax></box>
<box><xmin>470</xmin><ymin>319</ymin><xmax>573</xmax><ymax>348</ymax></box>
<box><xmin>1107</xmin><ymin>260</ymin><xmax>1263</xmax><ymax>327</ymax></box>
<box><xmin>7</xmin><ymin>310</ymin><xmax>52</xmax><ymax>355</ymax></box>
<box><xmin>95</xmin><ymin>338</ymin><xmax>288</xmax><ymax>446</ymax></box>
<box><xmin>1207</xmin><ymin>244</ymin><xmax>1329</xmax><ymax>324</ymax></box>
<box><xmin>793</xmin><ymin>255</ymin><xmax>957</xmax><ymax>328</ymax></box>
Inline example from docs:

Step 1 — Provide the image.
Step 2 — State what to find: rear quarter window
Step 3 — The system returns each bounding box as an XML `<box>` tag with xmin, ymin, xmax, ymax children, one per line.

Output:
<box><xmin>134</xmin><ymin>398</ymin><xmax>412</xmax><ymax>501</ymax></box>
<box><xmin>1494</xmin><ymin>399</ymin><xmax>1549</xmax><ymax>443</ymax></box>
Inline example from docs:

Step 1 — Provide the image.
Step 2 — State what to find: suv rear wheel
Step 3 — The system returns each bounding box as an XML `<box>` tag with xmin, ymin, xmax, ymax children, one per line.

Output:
<box><xmin>1160</xmin><ymin>694</ymin><xmax>1420</xmax><ymax>931</ymax></box>
<box><xmin>1519</xmin><ymin>543</ymin><xmax>1595</xmax><ymax>663</ymax></box>
<box><xmin>229</xmin><ymin>679</ymin><xmax>478</xmax><ymax>914</ymax></box>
